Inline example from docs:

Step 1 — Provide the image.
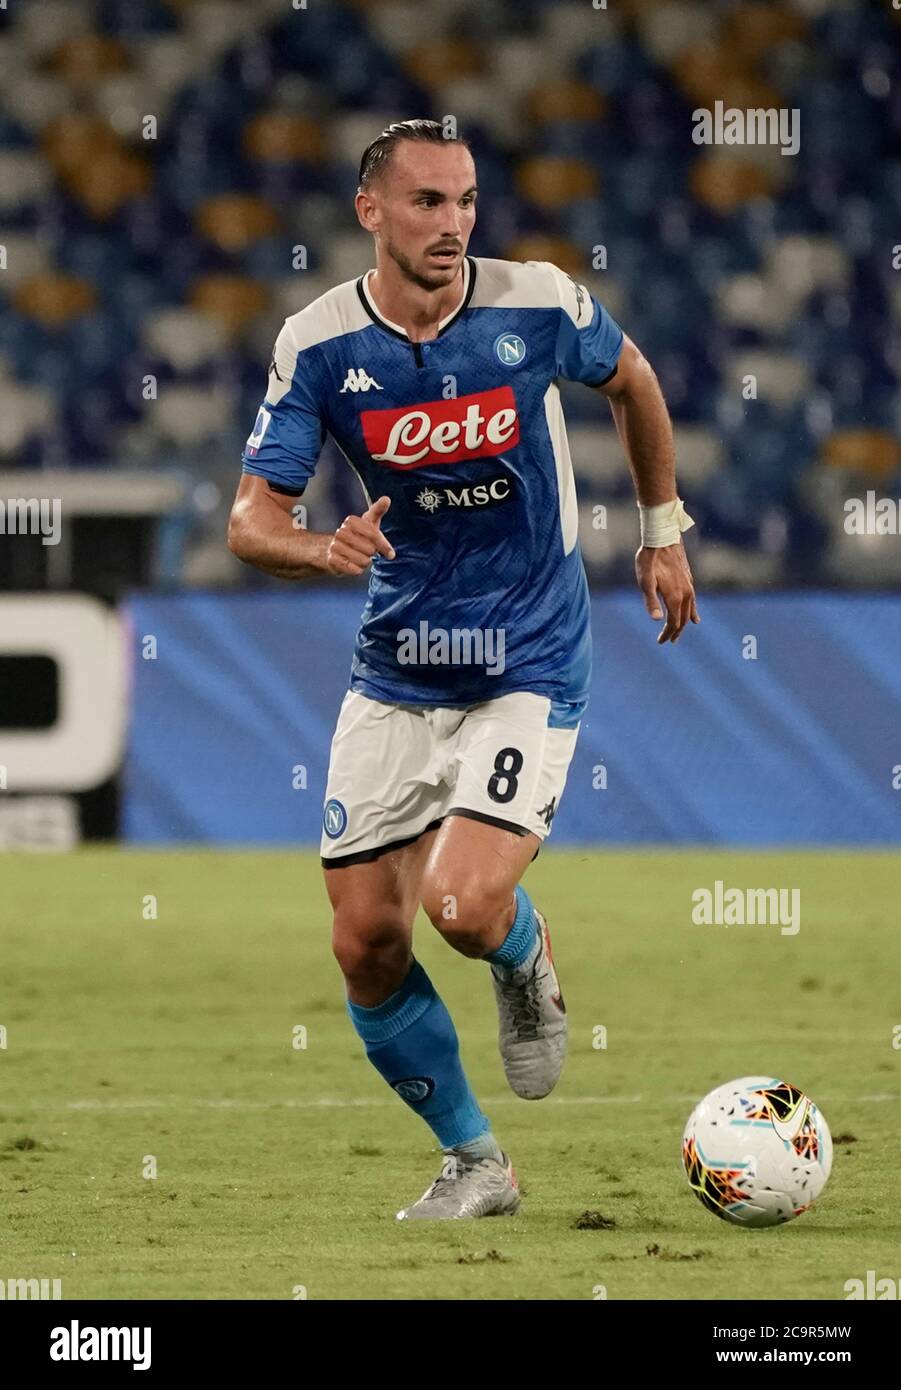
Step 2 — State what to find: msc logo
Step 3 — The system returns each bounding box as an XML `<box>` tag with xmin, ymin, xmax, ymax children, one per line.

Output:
<box><xmin>411</xmin><ymin>476</ymin><xmax>514</xmax><ymax>515</ymax></box>
<box><xmin>323</xmin><ymin>799</ymin><xmax>348</xmax><ymax>838</ymax></box>
<box><xmin>392</xmin><ymin>1077</ymin><xmax>434</xmax><ymax>1103</ymax></box>
<box><xmin>361</xmin><ymin>387</ymin><xmax>520</xmax><ymax>469</ymax></box>
<box><xmin>340</xmin><ymin>367</ymin><xmax>382</xmax><ymax>393</ymax></box>
<box><xmin>494</xmin><ymin>332</ymin><xmax>526</xmax><ymax>367</ymax></box>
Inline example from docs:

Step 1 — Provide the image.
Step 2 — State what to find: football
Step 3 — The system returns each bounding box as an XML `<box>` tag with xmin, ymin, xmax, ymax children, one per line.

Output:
<box><xmin>682</xmin><ymin>1077</ymin><xmax>833</xmax><ymax>1229</ymax></box>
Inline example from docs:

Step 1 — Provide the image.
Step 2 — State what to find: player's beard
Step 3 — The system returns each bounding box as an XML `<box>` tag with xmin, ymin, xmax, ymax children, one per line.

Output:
<box><xmin>385</xmin><ymin>237</ymin><xmax>461</xmax><ymax>292</ymax></box>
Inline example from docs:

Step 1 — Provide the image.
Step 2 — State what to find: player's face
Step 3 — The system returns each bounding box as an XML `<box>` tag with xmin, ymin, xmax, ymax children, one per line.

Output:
<box><xmin>364</xmin><ymin>142</ymin><xmax>477</xmax><ymax>292</ymax></box>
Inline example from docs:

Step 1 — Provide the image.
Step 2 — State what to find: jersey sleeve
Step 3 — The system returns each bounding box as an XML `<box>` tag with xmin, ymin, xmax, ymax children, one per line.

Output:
<box><xmin>240</xmin><ymin>318</ymin><xmax>326</xmax><ymax>495</ymax></box>
<box><xmin>545</xmin><ymin>262</ymin><xmax>624</xmax><ymax>388</ymax></box>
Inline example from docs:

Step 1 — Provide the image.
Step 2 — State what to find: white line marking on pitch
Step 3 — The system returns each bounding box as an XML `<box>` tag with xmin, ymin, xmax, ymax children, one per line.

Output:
<box><xmin>20</xmin><ymin>1092</ymin><xmax>895</xmax><ymax>1113</ymax></box>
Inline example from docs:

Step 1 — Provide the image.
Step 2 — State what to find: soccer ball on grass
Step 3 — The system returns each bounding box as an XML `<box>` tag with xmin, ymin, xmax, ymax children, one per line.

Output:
<box><xmin>682</xmin><ymin>1076</ymin><xmax>832</xmax><ymax>1228</ymax></box>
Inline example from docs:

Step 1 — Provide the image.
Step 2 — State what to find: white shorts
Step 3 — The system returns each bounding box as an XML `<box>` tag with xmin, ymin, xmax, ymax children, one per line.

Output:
<box><xmin>320</xmin><ymin>690</ymin><xmax>581</xmax><ymax>866</ymax></box>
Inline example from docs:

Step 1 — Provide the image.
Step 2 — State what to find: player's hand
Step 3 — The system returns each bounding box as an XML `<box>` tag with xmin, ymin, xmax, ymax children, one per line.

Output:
<box><xmin>635</xmin><ymin>541</ymin><xmax>699</xmax><ymax>644</ymax></box>
<box><xmin>327</xmin><ymin>496</ymin><xmax>396</xmax><ymax>576</ymax></box>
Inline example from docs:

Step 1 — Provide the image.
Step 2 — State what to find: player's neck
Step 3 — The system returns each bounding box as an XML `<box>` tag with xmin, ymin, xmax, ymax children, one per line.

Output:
<box><xmin>366</xmin><ymin>261</ymin><xmax>466</xmax><ymax>343</ymax></box>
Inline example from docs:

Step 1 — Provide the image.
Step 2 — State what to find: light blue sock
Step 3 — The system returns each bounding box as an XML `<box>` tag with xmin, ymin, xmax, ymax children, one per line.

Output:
<box><xmin>347</xmin><ymin>960</ymin><xmax>492</xmax><ymax>1149</ymax></box>
<box><xmin>485</xmin><ymin>884</ymin><xmax>538</xmax><ymax>973</ymax></box>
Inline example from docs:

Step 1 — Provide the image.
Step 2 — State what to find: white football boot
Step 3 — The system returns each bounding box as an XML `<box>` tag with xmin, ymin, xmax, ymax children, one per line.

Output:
<box><xmin>490</xmin><ymin>909</ymin><xmax>567</xmax><ymax>1099</ymax></box>
<box><xmin>396</xmin><ymin>1149</ymin><xmax>520</xmax><ymax>1221</ymax></box>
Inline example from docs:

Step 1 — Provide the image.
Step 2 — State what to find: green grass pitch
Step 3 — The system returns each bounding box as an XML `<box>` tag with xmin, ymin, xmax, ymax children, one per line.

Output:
<box><xmin>1</xmin><ymin>848</ymin><xmax>899</xmax><ymax>1301</ymax></box>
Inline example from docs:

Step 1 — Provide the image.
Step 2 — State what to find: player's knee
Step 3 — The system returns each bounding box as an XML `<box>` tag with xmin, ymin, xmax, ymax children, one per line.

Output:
<box><xmin>331</xmin><ymin>911</ymin><xmax>410</xmax><ymax>994</ymax></box>
<box><xmin>422</xmin><ymin>879</ymin><xmax>511</xmax><ymax>957</ymax></box>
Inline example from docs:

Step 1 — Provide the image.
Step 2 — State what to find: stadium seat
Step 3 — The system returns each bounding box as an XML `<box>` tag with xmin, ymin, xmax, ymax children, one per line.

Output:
<box><xmin>690</xmin><ymin>155</ymin><xmax>778</xmax><ymax>215</ymax></box>
<box><xmin>13</xmin><ymin>272</ymin><xmax>98</xmax><ymax>329</ymax></box>
<box><xmin>0</xmin><ymin>371</ymin><xmax>57</xmax><ymax>457</ymax></box>
<box><xmin>821</xmin><ymin>429</ymin><xmax>900</xmax><ymax>483</ymax></box>
<box><xmin>49</xmin><ymin>33</ymin><xmax>133</xmax><ymax>90</ymax></box>
<box><xmin>516</xmin><ymin>156</ymin><xmax>600</xmax><ymax>211</ymax></box>
<box><xmin>143</xmin><ymin>307</ymin><xmax>223</xmax><ymax>373</ymax></box>
<box><xmin>403</xmin><ymin>38</ymin><xmax>485</xmax><ymax>90</ymax></box>
<box><xmin>152</xmin><ymin>383</ymin><xmax>236</xmax><ymax>447</ymax></box>
<box><xmin>194</xmin><ymin>194</ymin><xmax>280</xmax><ymax>254</ymax></box>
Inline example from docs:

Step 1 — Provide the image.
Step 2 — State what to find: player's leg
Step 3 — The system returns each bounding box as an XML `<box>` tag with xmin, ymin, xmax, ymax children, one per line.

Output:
<box><xmin>420</xmin><ymin>813</ymin><xmax>539</xmax><ymax>957</ymax></box>
<box><xmin>320</xmin><ymin>694</ymin><xmax>518</xmax><ymax>1218</ymax></box>
<box><xmin>326</xmin><ymin>831</ymin><xmax>432</xmax><ymax>1006</ymax></box>
<box><xmin>325</xmin><ymin>844</ymin><xmax>519</xmax><ymax>1220</ymax></box>
<box><xmin>421</xmin><ymin>815</ymin><xmax>566</xmax><ymax>1101</ymax></box>
<box><xmin>420</xmin><ymin>692</ymin><xmax>579</xmax><ymax>1100</ymax></box>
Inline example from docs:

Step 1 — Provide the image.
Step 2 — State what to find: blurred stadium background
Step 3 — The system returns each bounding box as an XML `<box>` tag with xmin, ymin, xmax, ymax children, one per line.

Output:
<box><xmin>0</xmin><ymin>0</ymin><xmax>899</xmax><ymax>849</ymax></box>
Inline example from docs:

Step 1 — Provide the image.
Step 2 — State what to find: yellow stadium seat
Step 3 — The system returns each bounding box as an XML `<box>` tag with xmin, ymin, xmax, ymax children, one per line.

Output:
<box><xmin>42</xmin><ymin>115</ymin><xmax>121</xmax><ymax>178</ymax></box>
<box><xmin>13</xmin><ymin>272</ymin><xmax>98</xmax><ymax>329</ymax></box>
<box><xmin>504</xmin><ymin>236</ymin><xmax>586</xmax><ymax>277</ymax></box>
<box><xmin>243</xmin><ymin>112</ymin><xmax>328</xmax><ymax>165</ymax></box>
<box><xmin>822</xmin><ymin>431</ymin><xmax>900</xmax><ymax>482</ymax></box>
<box><xmin>404</xmin><ymin>39</ymin><xmax>485</xmax><ymax>88</ymax></box>
<box><xmin>690</xmin><ymin>154</ymin><xmax>776</xmax><ymax>214</ymax></box>
<box><xmin>49</xmin><ymin>34</ymin><xmax>132</xmax><ymax>90</ymax></box>
<box><xmin>189</xmin><ymin>275</ymin><xmax>269</xmax><ymax>335</ymax></box>
<box><xmin>195</xmin><ymin>194</ymin><xmax>280</xmax><ymax>253</ymax></box>
<box><xmin>527</xmin><ymin>81</ymin><xmax>607</xmax><ymax>126</ymax></box>
<box><xmin>66</xmin><ymin>151</ymin><xmax>151</xmax><ymax>220</ymax></box>
<box><xmin>724</xmin><ymin>5</ymin><xmax>807</xmax><ymax>63</ymax></box>
<box><xmin>671</xmin><ymin>41</ymin><xmax>782</xmax><ymax>111</ymax></box>
<box><xmin>516</xmin><ymin>156</ymin><xmax>599</xmax><ymax>210</ymax></box>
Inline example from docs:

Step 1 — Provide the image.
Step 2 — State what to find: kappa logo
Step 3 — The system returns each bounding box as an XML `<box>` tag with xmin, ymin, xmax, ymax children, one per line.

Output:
<box><xmin>340</xmin><ymin>367</ymin><xmax>382</xmax><ymax>393</ymax></box>
<box><xmin>412</xmin><ymin>475</ymin><xmax>514</xmax><ymax>514</ymax></box>
<box><xmin>566</xmin><ymin>274</ymin><xmax>587</xmax><ymax>317</ymax></box>
<box><xmin>361</xmin><ymin>387</ymin><xmax>520</xmax><ymax>470</ymax></box>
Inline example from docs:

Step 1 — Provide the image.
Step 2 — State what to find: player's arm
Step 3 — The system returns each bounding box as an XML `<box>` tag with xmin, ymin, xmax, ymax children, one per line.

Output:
<box><xmin>228</xmin><ymin>475</ymin><xmax>331</xmax><ymax>578</ymax></box>
<box><xmin>228</xmin><ymin>314</ymin><xmax>394</xmax><ymax>579</ymax></box>
<box><xmin>596</xmin><ymin>336</ymin><xmax>699</xmax><ymax>644</ymax></box>
<box><xmin>228</xmin><ymin>475</ymin><xmax>394</xmax><ymax>579</ymax></box>
<box><xmin>548</xmin><ymin>262</ymin><xmax>698</xmax><ymax>644</ymax></box>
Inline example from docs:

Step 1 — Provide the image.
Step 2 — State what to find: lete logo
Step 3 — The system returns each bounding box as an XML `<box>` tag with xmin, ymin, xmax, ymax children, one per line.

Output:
<box><xmin>361</xmin><ymin>387</ymin><xmax>520</xmax><ymax>469</ymax></box>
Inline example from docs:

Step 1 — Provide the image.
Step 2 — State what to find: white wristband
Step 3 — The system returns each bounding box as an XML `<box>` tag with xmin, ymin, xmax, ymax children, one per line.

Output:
<box><xmin>638</xmin><ymin>497</ymin><xmax>695</xmax><ymax>548</ymax></box>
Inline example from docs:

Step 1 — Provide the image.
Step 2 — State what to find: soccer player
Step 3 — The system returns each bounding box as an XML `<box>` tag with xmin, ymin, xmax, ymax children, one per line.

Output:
<box><xmin>228</xmin><ymin>120</ymin><xmax>698</xmax><ymax>1220</ymax></box>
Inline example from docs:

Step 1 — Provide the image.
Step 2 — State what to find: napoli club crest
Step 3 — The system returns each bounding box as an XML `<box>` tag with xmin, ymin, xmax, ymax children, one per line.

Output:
<box><xmin>323</xmin><ymin>799</ymin><xmax>348</xmax><ymax>838</ymax></box>
<box><xmin>494</xmin><ymin>332</ymin><xmax>526</xmax><ymax>367</ymax></box>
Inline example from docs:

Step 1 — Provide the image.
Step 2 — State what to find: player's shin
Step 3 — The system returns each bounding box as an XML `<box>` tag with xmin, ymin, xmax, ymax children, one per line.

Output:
<box><xmin>346</xmin><ymin>959</ymin><xmax>503</xmax><ymax>1159</ymax></box>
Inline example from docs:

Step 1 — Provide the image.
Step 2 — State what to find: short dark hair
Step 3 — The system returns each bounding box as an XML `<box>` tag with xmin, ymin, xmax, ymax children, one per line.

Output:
<box><xmin>358</xmin><ymin>119</ymin><xmax>470</xmax><ymax>190</ymax></box>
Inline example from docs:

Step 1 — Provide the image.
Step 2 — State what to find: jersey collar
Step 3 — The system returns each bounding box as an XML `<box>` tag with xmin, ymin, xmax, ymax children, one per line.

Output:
<box><xmin>356</xmin><ymin>257</ymin><xmax>476</xmax><ymax>342</ymax></box>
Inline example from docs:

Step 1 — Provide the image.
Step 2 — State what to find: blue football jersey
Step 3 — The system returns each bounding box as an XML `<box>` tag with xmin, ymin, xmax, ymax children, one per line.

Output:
<box><xmin>241</xmin><ymin>257</ymin><xmax>623</xmax><ymax>710</ymax></box>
